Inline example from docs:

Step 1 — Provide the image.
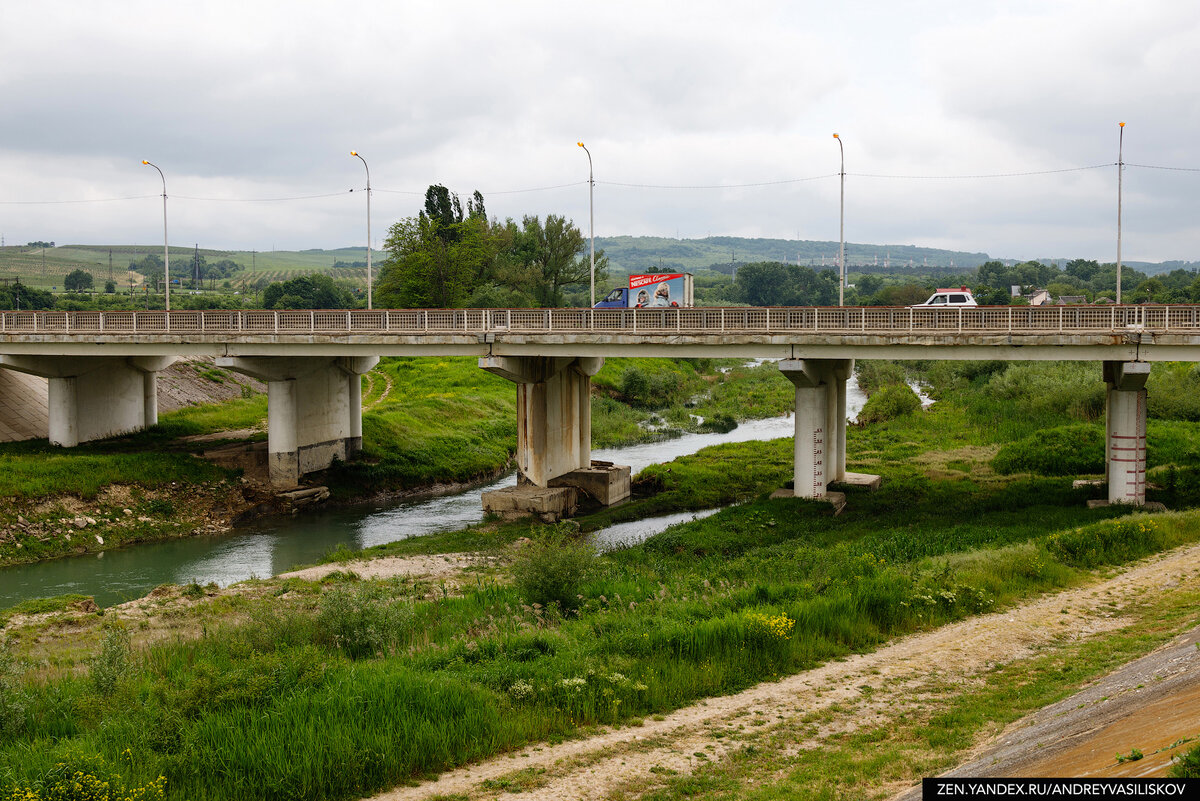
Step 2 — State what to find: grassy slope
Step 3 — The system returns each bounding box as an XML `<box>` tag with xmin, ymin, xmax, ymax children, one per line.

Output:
<box><xmin>4</xmin><ymin>387</ymin><xmax>1196</xmax><ymax>799</ymax></box>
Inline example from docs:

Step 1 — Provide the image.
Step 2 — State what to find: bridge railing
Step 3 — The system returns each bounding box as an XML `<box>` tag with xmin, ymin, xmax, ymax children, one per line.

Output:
<box><xmin>2</xmin><ymin>305</ymin><xmax>1199</xmax><ymax>335</ymax></box>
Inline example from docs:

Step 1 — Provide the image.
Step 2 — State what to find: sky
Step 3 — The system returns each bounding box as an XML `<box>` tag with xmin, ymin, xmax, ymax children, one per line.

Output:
<box><xmin>1</xmin><ymin>0</ymin><xmax>1197</xmax><ymax>264</ymax></box>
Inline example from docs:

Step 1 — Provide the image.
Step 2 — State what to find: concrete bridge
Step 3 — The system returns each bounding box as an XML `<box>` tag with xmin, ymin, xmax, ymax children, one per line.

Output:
<box><xmin>3</xmin><ymin>305</ymin><xmax>1199</xmax><ymax>510</ymax></box>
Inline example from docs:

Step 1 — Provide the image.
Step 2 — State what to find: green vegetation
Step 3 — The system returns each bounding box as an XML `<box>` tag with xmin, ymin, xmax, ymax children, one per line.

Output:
<box><xmin>857</xmin><ymin>382</ymin><xmax>921</xmax><ymax>424</ymax></box>
<box><xmin>1</xmin><ymin>357</ymin><xmax>1199</xmax><ymax>799</ymax></box>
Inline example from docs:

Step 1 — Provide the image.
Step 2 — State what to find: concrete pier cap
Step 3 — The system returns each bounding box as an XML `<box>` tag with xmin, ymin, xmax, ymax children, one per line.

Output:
<box><xmin>216</xmin><ymin>355</ymin><xmax>379</xmax><ymax>487</ymax></box>
<box><xmin>0</xmin><ymin>354</ymin><xmax>176</xmax><ymax>446</ymax></box>
<box><xmin>480</xmin><ymin>354</ymin><xmax>630</xmax><ymax>520</ymax></box>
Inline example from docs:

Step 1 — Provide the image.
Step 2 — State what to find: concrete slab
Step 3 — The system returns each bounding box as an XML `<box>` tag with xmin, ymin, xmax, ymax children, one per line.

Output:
<box><xmin>482</xmin><ymin>485</ymin><xmax>579</xmax><ymax>523</ymax></box>
<box><xmin>548</xmin><ymin>461</ymin><xmax>631</xmax><ymax>506</ymax></box>
<box><xmin>770</xmin><ymin>488</ymin><xmax>847</xmax><ymax>515</ymax></box>
<box><xmin>831</xmin><ymin>472</ymin><xmax>882</xmax><ymax>490</ymax></box>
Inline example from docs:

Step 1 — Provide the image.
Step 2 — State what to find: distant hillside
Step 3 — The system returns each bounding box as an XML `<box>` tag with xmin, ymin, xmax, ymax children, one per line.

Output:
<box><xmin>595</xmin><ymin>236</ymin><xmax>992</xmax><ymax>276</ymax></box>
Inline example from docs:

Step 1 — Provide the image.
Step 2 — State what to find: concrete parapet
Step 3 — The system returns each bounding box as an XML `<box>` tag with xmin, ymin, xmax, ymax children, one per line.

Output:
<box><xmin>548</xmin><ymin>460</ymin><xmax>631</xmax><ymax>506</ymax></box>
<box><xmin>0</xmin><ymin>355</ymin><xmax>175</xmax><ymax>446</ymax></box>
<box><xmin>217</xmin><ymin>355</ymin><xmax>379</xmax><ymax>487</ymax></box>
<box><xmin>482</xmin><ymin>485</ymin><xmax>580</xmax><ymax>522</ymax></box>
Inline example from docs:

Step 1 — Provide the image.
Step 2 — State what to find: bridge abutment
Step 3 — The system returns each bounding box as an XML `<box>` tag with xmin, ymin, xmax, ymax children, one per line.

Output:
<box><xmin>1104</xmin><ymin>361</ymin><xmax>1150</xmax><ymax>505</ymax></box>
<box><xmin>479</xmin><ymin>355</ymin><xmax>630</xmax><ymax>519</ymax></box>
<box><xmin>217</xmin><ymin>356</ymin><xmax>379</xmax><ymax>487</ymax></box>
<box><xmin>0</xmin><ymin>355</ymin><xmax>175</xmax><ymax>447</ymax></box>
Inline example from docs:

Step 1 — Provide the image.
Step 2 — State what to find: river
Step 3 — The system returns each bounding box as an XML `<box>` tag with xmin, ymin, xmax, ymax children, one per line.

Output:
<box><xmin>0</xmin><ymin>376</ymin><xmax>868</xmax><ymax>609</ymax></box>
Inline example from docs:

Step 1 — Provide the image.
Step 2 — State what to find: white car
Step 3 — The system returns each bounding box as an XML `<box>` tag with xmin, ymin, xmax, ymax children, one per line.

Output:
<box><xmin>911</xmin><ymin>288</ymin><xmax>978</xmax><ymax>308</ymax></box>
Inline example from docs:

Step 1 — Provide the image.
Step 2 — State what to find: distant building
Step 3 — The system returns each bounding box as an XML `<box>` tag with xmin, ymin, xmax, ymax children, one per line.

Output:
<box><xmin>1057</xmin><ymin>295</ymin><xmax>1088</xmax><ymax>305</ymax></box>
<box><xmin>1026</xmin><ymin>288</ymin><xmax>1052</xmax><ymax>307</ymax></box>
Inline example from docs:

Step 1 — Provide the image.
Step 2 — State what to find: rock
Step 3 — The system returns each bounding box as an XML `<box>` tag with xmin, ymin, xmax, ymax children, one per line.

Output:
<box><xmin>17</xmin><ymin>515</ymin><xmax>26</xmax><ymax>524</ymax></box>
<box><xmin>85</xmin><ymin>517</ymin><xmax>97</xmax><ymax>525</ymax></box>
<box><xmin>71</xmin><ymin>598</ymin><xmax>98</xmax><ymax>613</ymax></box>
<box><xmin>74</xmin><ymin>517</ymin><xmax>88</xmax><ymax>529</ymax></box>
<box><xmin>94</xmin><ymin>534</ymin><xmax>104</xmax><ymax>545</ymax></box>
<box><xmin>123</xmin><ymin>509</ymin><xmax>133</xmax><ymax>516</ymax></box>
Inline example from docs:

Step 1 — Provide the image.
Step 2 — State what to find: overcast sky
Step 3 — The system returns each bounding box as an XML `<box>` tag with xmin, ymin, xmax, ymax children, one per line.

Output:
<box><xmin>1</xmin><ymin>0</ymin><xmax>1197</xmax><ymax>264</ymax></box>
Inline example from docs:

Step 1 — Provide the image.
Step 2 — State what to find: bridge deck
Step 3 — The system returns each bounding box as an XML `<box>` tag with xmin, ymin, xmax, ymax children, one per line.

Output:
<box><xmin>3</xmin><ymin>306</ymin><xmax>1200</xmax><ymax>361</ymax></box>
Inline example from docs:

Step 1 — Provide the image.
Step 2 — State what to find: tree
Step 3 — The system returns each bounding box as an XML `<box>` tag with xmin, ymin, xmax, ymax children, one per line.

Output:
<box><xmin>376</xmin><ymin>213</ymin><xmax>492</xmax><ymax>308</ymax></box>
<box><xmin>63</xmin><ymin>269</ymin><xmax>94</xmax><ymax>292</ymax></box>
<box><xmin>514</xmin><ymin>215</ymin><xmax>607</xmax><ymax>307</ymax></box>
<box><xmin>262</xmin><ymin>274</ymin><xmax>355</xmax><ymax>309</ymax></box>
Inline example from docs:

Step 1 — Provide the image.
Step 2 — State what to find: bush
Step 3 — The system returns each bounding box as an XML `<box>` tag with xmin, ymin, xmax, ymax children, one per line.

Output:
<box><xmin>992</xmin><ymin>425</ymin><xmax>1105</xmax><ymax>476</ymax></box>
<box><xmin>315</xmin><ymin>583</ymin><xmax>406</xmax><ymax>659</ymax></box>
<box><xmin>858</xmin><ymin>383</ymin><xmax>921</xmax><ymax>424</ymax></box>
<box><xmin>854</xmin><ymin>361</ymin><xmax>908</xmax><ymax>395</ymax></box>
<box><xmin>89</xmin><ymin>624</ymin><xmax>131</xmax><ymax>696</ymax></box>
<box><xmin>510</xmin><ymin>527</ymin><xmax>595</xmax><ymax>611</ymax></box>
<box><xmin>618</xmin><ymin>367</ymin><xmax>687</xmax><ymax>409</ymax></box>
<box><xmin>1171</xmin><ymin>743</ymin><xmax>1200</xmax><ymax>778</ymax></box>
<box><xmin>1046</xmin><ymin>516</ymin><xmax>1170</xmax><ymax>569</ymax></box>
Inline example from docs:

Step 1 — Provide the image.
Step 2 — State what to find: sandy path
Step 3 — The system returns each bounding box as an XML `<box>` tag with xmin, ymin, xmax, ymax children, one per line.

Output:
<box><xmin>372</xmin><ymin>541</ymin><xmax>1200</xmax><ymax>801</ymax></box>
<box><xmin>280</xmin><ymin>553</ymin><xmax>492</xmax><ymax>583</ymax></box>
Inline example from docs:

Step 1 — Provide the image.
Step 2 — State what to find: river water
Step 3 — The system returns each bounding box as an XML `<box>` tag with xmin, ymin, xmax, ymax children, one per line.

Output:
<box><xmin>0</xmin><ymin>376</ymin><xmax>868</xmax><ymax>609</ymax></box>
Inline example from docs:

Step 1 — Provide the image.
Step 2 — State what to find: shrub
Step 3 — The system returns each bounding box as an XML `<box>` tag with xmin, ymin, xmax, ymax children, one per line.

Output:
<box><xmin>315</xmin><ymin>582</ymin><xmax>405</xmax><ymax>659</ymax></box>
<box><xmin>510</xmin><ymin>527</ymin><xmax>595</xmax><ymax>611</ymax></box>
<box><xmin>1046</xmin><ymin>517</ymin><xmax>1169</xmax><ymax>569</ymax></box>
<box><xmin>1170</xmin><ymin>743</ymin><xmax>1200</xmax><ymax>778</ymax></box>
<box><xmin>992</xmin><ymin>425</ymin><xmax>1105</xmax><ymax>476</ymax></box>
<box><xmin>89</xmin><ymin>624</ymin><xmax>131</xmax><ymax>696</ymax></box>
<box><xmin>854</xmin><ymin>361</ymin><xmax>908</xmax><ymax>395</ymax></box>
<box><xmin>858</xmin><ymin>383</ymin><xmax>921</xmax><ymax>424</ymax></box>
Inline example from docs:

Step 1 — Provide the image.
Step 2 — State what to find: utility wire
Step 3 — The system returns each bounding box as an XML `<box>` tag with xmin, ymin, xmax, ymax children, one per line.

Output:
<box><xmin>850</xmin><ymin>164</ymin><xmax>1113</xmax><ymax>179</ymax></box>
<box><xmin>601</xmin><ymin>174</ymin><xmax>836</xmax><ymax>190</ymax></box>
<box><xmin>173</xmin><ymin>190</ymin><xmax>351</xmax><ymax>202</ymax></box>
<box><xmin>0</xmin><ymin>194</ymin><xmax>157</xmax><ymax>205</ymax></box>
<box><xmin>1126</xmin><ymin>163</ymin><xmax>1200</xmax><ymax>172</ymax></box>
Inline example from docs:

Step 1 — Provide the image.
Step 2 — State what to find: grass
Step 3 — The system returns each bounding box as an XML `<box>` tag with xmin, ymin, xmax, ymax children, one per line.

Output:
<box><xmin>3</xmin><ymin>400</ymin><xmax>1199</xmax><ymax>799</ymax></box>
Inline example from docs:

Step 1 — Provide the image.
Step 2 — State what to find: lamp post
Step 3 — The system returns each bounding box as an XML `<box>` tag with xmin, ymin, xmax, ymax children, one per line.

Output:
<box><xmin>350</xmin><ymin>151</ymin><xmax>373</xmax><ymax>310</ymax></box>
<box><xmin>142</xmin><ymin>160</ymin><xmax>170</xmax><ymax>310</ymax></box>
<box><xmin>577</xmin><ymin>142</ymin><xmax>595</xmax><ymax>307</ymax></box>
<box><xmin>833</xmin><ymin>133</ymin><xmax>845</xmax><ymax>307</ymax></box>
<box><xmin>1116</xmin><ymin>122</ymin><xmax>1125</xmax><ymax>305</ymax></box>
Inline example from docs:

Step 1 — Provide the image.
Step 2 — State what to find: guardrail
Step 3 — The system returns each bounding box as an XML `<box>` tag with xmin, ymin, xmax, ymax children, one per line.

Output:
<box><xmin>1</xmin><ymin>305</ymin><xmax>1198</xmax><ymax>336</ymax></box>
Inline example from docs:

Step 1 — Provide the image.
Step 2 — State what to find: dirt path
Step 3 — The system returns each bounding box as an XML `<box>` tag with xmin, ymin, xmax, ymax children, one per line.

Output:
<box><xmin>372</xmin><ymin>542</ymin><xmax>1200</xmax><ymax>801</ymax></box>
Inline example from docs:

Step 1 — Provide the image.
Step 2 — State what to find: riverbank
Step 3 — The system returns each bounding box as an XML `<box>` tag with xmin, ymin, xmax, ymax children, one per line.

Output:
<box><xmin>0</xmin><ymin>357</ymin><xmax>794</xmax><ymax>569</ymax></box>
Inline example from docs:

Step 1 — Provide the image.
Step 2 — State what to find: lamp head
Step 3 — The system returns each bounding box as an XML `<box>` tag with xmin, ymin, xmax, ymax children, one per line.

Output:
<box><xmin>142</xmin><ymin>160</ymin><xmax>149</xmax><ymax>165</ymax></box>
<box><xmin>832</xmin><ymin>133</ymin><xmax>839</xmax><ymax>139</ymax></box>
<box><xmin>577</xmin><ymin>142</ymin><xmax>584</xmax><ymax>148</ymax></box>
<box><xmin>351</xmin><ymin>151</ymin><xmax>358</xmax><ymax>156</ymax></box>
<box><xmin>1119</xmin><ymin>122</ymin><xmax>1125</xmax><ymax>128</ymax></box>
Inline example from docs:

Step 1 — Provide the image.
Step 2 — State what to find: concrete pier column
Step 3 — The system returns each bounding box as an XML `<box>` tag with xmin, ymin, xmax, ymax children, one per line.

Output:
<box><xmin>479</xmin><ymin>355</ymin><xmax>629</xmax><ymax>518</ymax></box>
<box><xmin>0</xmin><ymin>355</ymin><xmax>176</xmax><ymax>446</ymax></box>
<box><xmin>780</xmin><ymin>359</ymin><xmax>832</xmax><ymax>499</ymax></box>
<box><xmin>217</xmin><ymin>356</ymin><xmax>379</xmax><ymax>487</ymax></box>
<box><xmin>1104</xmin><ymin>361</ymin><xmax>1150</xmax><ymax>505</ymax></box>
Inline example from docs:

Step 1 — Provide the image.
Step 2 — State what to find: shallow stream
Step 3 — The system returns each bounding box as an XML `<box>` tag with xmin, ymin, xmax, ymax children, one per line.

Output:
<box><xmin>0</xmin><ymin>375</ymin><xmax>867</xmax><ymax>609</ymax></box>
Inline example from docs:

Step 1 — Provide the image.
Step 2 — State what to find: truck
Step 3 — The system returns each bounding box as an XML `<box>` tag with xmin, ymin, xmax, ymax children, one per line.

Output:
<box><xmin>593</xmin><ymin>273</ymin><xmax>695</xmax><ymax>308</ymax></box>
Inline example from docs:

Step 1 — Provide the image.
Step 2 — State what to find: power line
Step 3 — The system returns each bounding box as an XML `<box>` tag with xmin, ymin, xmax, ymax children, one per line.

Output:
<box><xmin>1126</xmin><ymin>163</ymin><xmax>1200</xmax><ymax>173</ymax></box>
<box><xmin>850</xmin><ymin>164</ymin><xmax>1114</xmax><ymax>179</ymax></box>
<box><xmin>601</xmin><ymin>174</ymin><xmax>836</xmax><ymax>190</ymax></box>
<box><xmin>0</xmin><ymin>194</ymin><xmax>157</xmax><ymax>205</ymax></box>
<box><xmin>173</xmin><ymin>190</ymin><xmax>351</xmax><ymax>202</ymax></box>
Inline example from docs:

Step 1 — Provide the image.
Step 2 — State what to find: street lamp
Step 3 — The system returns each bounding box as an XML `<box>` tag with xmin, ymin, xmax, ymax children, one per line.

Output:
<box><xmin>142</xmin><ymin>160</ymin><xmax>170</xmax><ymax>310</ymax></box>
<box><xmin>833</xmin><ymin>133</ymin><xmax>845</xmax><ymax>307</ymax></box>
<box><xmin>350</xmin><ymin>151</ymin><xmax>373</xmax><ymax>310</ymax></box>
<box><xmin>1116</xmin><ymin>122</ymin><xmax>1125</xmax><ymax>305</ymax></box>
<box><xmin>577</xmin><ymin>142</ymin><xmax>595</xmax><ymax>307</ymax></box>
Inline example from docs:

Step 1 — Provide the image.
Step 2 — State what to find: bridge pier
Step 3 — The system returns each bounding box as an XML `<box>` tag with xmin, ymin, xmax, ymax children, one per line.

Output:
<box><xmin>217</xmin><ymin>356</ymin><xmax>379</xmax><ymax>487</ymax></box>
<box><xmin>778</xmin><ymin>358</ymin><xmax>877</xmax><ymax>503</ymax></box>
<box><xmin>0</xmin><ymin>355</ymin><xmax>175</xmax><ymax>447</ymax></box>
<box><xmin>1104</xmin><ymin>361</ymin><xmax>1150</xmax><ymax>505</ymax></box>
<box><xmin>479</xmin><ymin>355</ymin><xmax>630</xmax><ymax>519</ymax></box>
